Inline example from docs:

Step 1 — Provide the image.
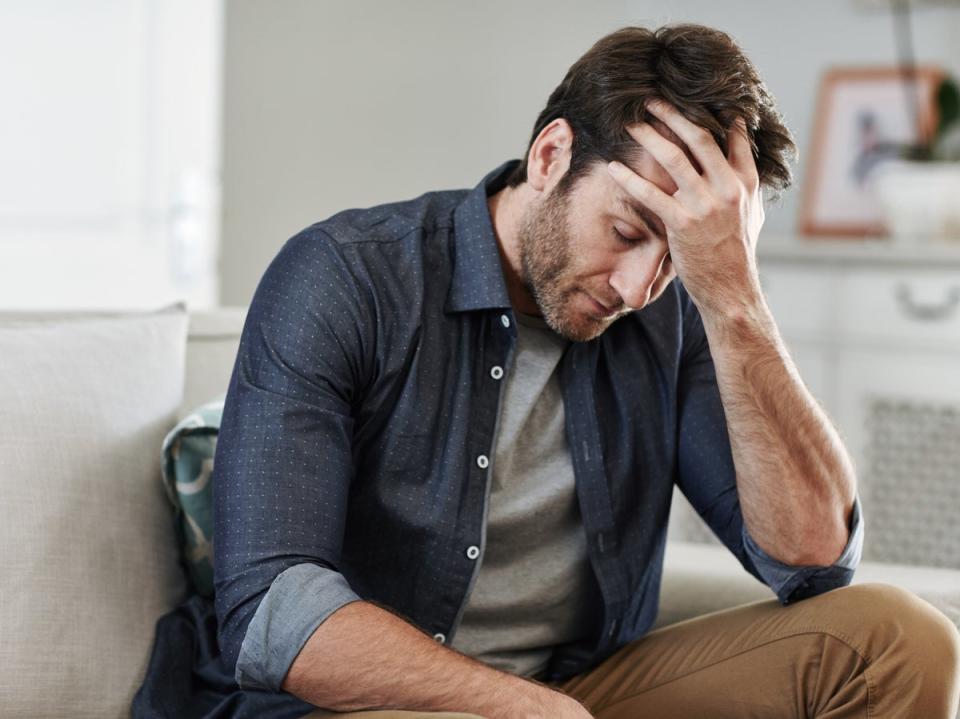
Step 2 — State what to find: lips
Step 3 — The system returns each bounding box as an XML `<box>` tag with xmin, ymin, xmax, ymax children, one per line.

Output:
<box><xmin>593</xmin><ymin>294</ymin><xmax>619</xmax><ymax>312</ymax></box>
<box><xmin>584</xmin><ymin>292</ymin><xmax>619</xmax><ymax>316</ymax></box>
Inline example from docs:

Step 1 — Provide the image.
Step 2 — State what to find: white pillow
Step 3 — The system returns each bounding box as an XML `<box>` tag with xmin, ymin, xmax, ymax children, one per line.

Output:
<box><xmin>0</xmin><ymin>305</ymin><xmax>190</xmax><ymax>718</ymax></box>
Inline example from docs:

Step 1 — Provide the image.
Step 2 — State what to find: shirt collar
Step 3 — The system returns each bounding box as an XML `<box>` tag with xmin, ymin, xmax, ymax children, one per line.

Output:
<box><xmin>446</xmin><ymin>159</ymin><xmax>522</xmax><ymax>314</ymax></box>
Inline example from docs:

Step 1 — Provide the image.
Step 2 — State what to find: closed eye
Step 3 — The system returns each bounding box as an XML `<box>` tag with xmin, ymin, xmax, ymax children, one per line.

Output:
<box><xmin>612</xmin><ymin>226</ymin><xmax>645</xmax><ymax>246</ymax></box>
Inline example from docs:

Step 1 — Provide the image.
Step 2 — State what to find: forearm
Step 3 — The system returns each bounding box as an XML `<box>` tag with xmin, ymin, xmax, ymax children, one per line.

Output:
<box><xmin>281</xmin><ymin>600</ymin><xmax>578</xmax><ymax>718</ymax></box>
<box><xmin>698</xmin><ymin>295</ymin><xmax>857</xmax><ymax>567</ymax></box>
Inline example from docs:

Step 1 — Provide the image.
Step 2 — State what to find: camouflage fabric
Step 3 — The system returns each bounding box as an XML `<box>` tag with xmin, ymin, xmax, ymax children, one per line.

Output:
<box><xmin>161</xmin><ymin>397</ymin><xmax>223</xmax><ymax>597</ymax></box>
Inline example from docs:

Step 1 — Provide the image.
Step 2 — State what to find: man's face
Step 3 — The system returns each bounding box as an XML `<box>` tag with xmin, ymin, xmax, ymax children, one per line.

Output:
<box><xmin>517</xmin><ymin>130</ymin><xmax>685</xmax><ymax>342</ymax></box>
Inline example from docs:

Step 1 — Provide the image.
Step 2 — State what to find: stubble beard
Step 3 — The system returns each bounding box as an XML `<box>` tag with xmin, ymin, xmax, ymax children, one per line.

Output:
<box><xmin>517</xmin><ymin>186</ymin><xmax>610</xmax><ymax>343</ymax></box>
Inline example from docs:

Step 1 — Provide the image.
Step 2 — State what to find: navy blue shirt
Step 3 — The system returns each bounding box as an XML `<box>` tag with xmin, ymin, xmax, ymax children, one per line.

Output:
<box><xmin>212</xmin><ymin>159</ymin><xmax>863</xmax><ymax>694</ymax></box>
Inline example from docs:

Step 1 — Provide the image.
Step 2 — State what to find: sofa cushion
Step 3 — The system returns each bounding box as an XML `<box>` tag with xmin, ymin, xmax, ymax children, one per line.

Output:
<box><xmin>0</xmin><ymin>306</ymin><xmax>189</xmax><ymax>718</ymax></box>
<box><xmin>161</xmin><ymin>397</ymin><xmax>224</xmax><ymax>597</ymax></box>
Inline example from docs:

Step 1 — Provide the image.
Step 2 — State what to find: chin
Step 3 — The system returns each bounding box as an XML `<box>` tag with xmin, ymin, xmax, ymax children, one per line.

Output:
<box><xmin>548</xmin><ymin>310</ymin><xmax>613</xmax><ymax>343</ymax></box>
<box><xmin>536</xmin><ymin>288</ymin><xmax>623</xmax><ymax>342</ymax></box>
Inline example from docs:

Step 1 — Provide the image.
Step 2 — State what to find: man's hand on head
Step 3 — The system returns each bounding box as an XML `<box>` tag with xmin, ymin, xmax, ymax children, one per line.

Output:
<box><xmin>606</xmin><ymin>99</ymin><xmax>766</xmax><ymax>321</ymax></box>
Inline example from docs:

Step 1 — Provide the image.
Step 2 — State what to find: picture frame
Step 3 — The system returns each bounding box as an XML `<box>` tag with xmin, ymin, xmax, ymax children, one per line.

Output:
<box><xmin>798</xmin><ymin>65</ymin><xmax>945</xmax><ymax>238</ymax></box>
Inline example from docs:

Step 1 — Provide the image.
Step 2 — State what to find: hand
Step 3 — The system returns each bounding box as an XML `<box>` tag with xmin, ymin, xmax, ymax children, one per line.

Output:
<box><xmin>505</xmin><ymin>683</ymin><xmax>595</xmax><ymax>719</ymax></box>
<box><xmin>530</xmin><ymin>692</ymin><xmax>594</xmax><ymax>719</ymax></box>
<box><xmin>606</xmin><ymin>99</ymin><xmax>766</xmax><ymax>319</ymax></box>
<box><xmin>545</xmin><ymin>692</ymin><xmax>595</xmax><ymax>719</ymax></box>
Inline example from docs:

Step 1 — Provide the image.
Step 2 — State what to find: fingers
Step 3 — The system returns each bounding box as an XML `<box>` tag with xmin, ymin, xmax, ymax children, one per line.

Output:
<box><xmin>644</xmin><ymin>98</ymin><xmax>738</xmax><ymax>187</ymax></box>
<box><xmin>726</xmin><ymin>116</ymin><xmax>761</xmax><ymax>189</ymax></box>
<box><xmin>606</xmin><ymin>161</ymin><xmax>682</xmax><ymax>230</ymax></box>
<box><xmin>626</xmin><ymin>122</ymin><xmax>703</xmax><ymax>193</ymax></box>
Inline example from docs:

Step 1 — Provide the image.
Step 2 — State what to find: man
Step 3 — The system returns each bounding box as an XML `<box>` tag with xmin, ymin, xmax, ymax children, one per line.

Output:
<box><xmin>210</xmin><ymin>23</ymin><xmax>960</xmax><ymax>719</ymax></box>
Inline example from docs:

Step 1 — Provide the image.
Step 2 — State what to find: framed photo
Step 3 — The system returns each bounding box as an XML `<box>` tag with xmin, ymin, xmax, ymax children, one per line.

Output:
<box><xmin>798</xmin><ymin>66</ymin><xmax>945</xmax><ymax>237</ymax></box>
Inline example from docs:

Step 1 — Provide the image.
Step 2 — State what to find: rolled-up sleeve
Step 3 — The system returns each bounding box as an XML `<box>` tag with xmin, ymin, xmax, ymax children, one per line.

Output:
<box><xmin>743</xmin><ymin>493</ymin><xmax>864</xmax><ymax>605</ymax></box>
<box><xmin>235</xmin><ymin>564</ymin><xmax>362</xmax><ymax>690</ymax></box>
<box><xmin>212</xmin><ymin>227</ymin><xmax>374</xmax><ymax>691</ymax></box>
<box><xmin>673</xmin><ymin>284</ymin><xmax>863</xmax><ymax>606</ymax></box>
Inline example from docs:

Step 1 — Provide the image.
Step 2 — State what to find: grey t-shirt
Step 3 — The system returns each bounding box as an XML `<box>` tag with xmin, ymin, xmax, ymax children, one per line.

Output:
<box><xmin>448</xmin><ymin>310</ymin><xmax>596</xmax><ymax>679</ymax></box>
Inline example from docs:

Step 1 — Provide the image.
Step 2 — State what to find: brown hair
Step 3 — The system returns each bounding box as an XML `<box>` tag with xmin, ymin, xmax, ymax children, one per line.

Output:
<box><xmin>505</xmin><ymin>24</ymin><xmax>797</xmax><ymax>202</ymax></box>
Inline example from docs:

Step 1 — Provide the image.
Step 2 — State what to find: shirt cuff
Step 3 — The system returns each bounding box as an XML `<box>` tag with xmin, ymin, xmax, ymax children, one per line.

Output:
<box><xmin>235</xmin><ymin>563</ymin><xmax>363</xmax><ymax>691</ymax></box>
<box><xmin>741</xmin><ymin>493</ymin><xmax>864</xmax><ymax>606</ymax></box>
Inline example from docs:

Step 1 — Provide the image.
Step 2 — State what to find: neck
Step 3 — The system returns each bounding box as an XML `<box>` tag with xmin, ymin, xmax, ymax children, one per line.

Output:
<box><xmin>487</xmin><ymin>183</ymin><xmax>541</xmax><ymax>315</ymax></box>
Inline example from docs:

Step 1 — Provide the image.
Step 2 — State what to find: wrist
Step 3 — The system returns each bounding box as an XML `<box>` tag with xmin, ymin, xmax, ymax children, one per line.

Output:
<box><xmin>697</xmin><ymin>292</ymin><xmax>778</xmax><ymax>350</ymax></box>
<box><xmin>682</xmin><ymin>264</ymin><xmax>761</xmax><ymax>317</ymax></box>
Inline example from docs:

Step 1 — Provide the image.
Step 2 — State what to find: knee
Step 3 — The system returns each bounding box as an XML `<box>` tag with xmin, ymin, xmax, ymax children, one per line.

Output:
<box><xmin>837</xmin><ymin>583</ymin><xmax>960</xmax><ymax>677</ymax></box>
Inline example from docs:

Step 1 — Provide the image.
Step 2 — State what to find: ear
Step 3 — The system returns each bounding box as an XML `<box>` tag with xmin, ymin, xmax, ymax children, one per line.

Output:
<box><xmin>525</xmin><ymin>118</ymin><xmax>574</xmax><ymax>193</ymax></box>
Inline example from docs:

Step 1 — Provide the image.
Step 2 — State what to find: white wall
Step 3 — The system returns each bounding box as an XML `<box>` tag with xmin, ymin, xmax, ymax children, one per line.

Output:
<box><xmin>0</xmin><ymin>0</ymin><xmax>223</xmax><ymax>311</ymax></box>
<box><xmin>220</xmin><ymin>0</ymin><xmax>629</xmax><ymax>305</ymax></box>
<box><xmin>220</xmin><ymin>0</ymin><xmax>960</xmax><ymax>306</ymax></box>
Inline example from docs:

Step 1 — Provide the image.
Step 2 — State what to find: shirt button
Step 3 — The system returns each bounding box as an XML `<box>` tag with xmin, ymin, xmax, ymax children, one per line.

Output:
<box><xmin>476</xmin><ymin>454</ymin><xmax>489</xmax><ymax>469</ymax></box>
<box><xmin>490</xmin><ymin>365</ymin><xmax>504</xmax><ymax>380</ymax></box>
<box><xmin>500</xmin><ymin>314</ymin><xmax>511</xmax><ymax>328</ymax></box>
<box><xmin>433</xmin><ymin>632</ymin><xmax>446</xmax><ymax>643</ymax></box>
<box><xmin>466</xmin><ymin>545</ymin><xmax>480</xmax><ymax>560</ymax></box>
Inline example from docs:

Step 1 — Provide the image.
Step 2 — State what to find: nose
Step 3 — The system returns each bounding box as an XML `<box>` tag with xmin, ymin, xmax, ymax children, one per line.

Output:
<box><xmin>608</xmin><ymin>243</ymin><xmax>671</xmax><ymax>310</ymax></box>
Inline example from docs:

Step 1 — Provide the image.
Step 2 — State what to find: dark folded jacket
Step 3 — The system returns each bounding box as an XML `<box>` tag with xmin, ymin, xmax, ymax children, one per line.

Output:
<box><xmin>132</xmin><ymin>594</ymin><xmax>319</xmax><ymax>719</ymax></box>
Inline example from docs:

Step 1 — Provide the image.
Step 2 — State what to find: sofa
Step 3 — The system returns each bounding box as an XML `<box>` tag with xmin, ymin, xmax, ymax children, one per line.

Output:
<box><xmin>1</xmin><ymin>304</ymin><xmax>957</xmax><ymax>718</ymax></box>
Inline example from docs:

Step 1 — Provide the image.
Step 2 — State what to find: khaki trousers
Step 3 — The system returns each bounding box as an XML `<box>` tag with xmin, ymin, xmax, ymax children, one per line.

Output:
<box><xmin>302</xmin><ymin>582</ymin><xmax>960</xmax><ymax>718</ymax></box>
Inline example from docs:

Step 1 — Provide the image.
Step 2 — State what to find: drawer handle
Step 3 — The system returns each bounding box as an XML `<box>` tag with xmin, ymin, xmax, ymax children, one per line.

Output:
<box><xmin>894</xmin><ymin>285</ymin><xmax>960</xmax><ymax>321</ymax></box>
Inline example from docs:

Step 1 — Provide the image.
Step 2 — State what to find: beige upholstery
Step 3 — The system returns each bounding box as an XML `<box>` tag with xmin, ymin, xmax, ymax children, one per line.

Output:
<box><xmin>0</xmin><ymin>304</ymin><xmax>247</xmax><ymax>418</ymax></box>
<box><xmin>180</xmin><ymin>306</ymin><xmax>247</xmax><ymax>417</ymax></box>
<box><xmin>0</xmin><ymin>306</ymin><xmax>192</xmax><ymax>718</ymax></box>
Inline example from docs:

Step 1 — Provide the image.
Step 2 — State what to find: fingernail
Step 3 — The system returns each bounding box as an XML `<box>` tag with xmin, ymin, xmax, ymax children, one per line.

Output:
<box><xmin>607</xmin><ymin>161</ymin><xmax>623</xmax><ymax>175</ymax></box>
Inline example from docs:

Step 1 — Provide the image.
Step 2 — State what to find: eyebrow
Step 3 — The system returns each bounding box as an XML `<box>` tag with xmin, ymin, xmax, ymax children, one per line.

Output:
<box><xmin>615</xmin><ymin>195</ymin><xmax>667</xmax><ymax>241</ymax></box>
